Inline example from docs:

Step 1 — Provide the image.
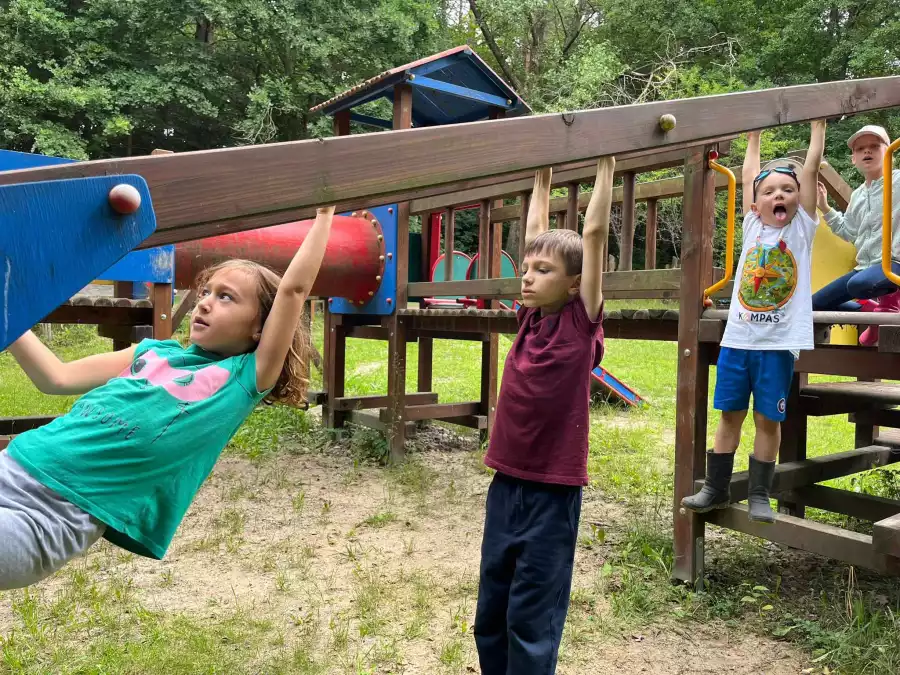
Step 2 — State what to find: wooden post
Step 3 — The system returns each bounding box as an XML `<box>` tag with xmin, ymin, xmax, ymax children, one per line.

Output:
<box><xmin>418</xmin><ymin>207</ymin><xmax>434</xmax><ymax>393</ymax></box>
<box><xmin>151</xmin><ymin>283</ymin><xmax>174</xmax><ymax>339</ymax></box>
<box><xmin>112</xmin><ymin>281</ymin><xmax>134</xmax><ymax>350</ymax></box>
<box><xmin>478</xmin><ymin>199</ymin><xmax>491</xmax><ymax>276</ymax></box>
<box><xmin>386</xmin><ymin>82</ymin><xmax>413</xmax><ymax>462</ymax></box>
<box><xmin>482</xmin><ymin>199</ymin><xmax>502</xmax><ymax>442</ymax></box>
<box><xmin>556</xmin><ymin>211</ymin><xmax>566</xmax><ymax>231</ymax></box>
<box><xmin>322</xmin><ymin>109</ymin><xmax>352</xmax><ymax>431</ymax></box>
<box><xmin>620</xmin><ymin>171</ymin><xmax>636</xmax><ymax>270</ymax></box>
<box><xmin>672</xmin><ymin>147</ymin><xmax>716</xmax><ymax>586</ymax></box>
<box><xmin>518</xmin><ymin>191</ymin><xmax>530</xmax><ymax>265</ymax></box>
<box><xmin>645</xmin><ymin>198</ymin><xmax>658</xmax><ymax>270</ymax></box>
<box><xmin>567</xmin><ymin>181</ymin><xmax>579</xmax><ymax>231</ymax></box>
<box><xmin>778</xmin><ymin>373</ymin><xmax>808</xmax><ymax>517</ymax></box>
<box><xmin>444</xmin><ymin>208</ymin><xmax>455</xmax><ymax>281</ymax></box>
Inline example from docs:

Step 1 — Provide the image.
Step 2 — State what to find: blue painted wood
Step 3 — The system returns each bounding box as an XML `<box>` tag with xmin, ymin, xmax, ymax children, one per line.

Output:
<box><xmin>0</xmin><ymin>150</ymin><xmax>76</xmax><ymax>172</ymax></box>
<box><xmin>101</xmin><ymin>245</ymin><xmax>174</xmax><ymax>284</ymax></box>
<box><xmin>0</xmin><ymin>175</ymin><xmax>157</xmax><ymax>350</ymax></box>
<box><xmin>410</xmin><ymin>53</ymin><xmax>468</xmax><ymax>77</ymax></box>
<box><xmin>412</xmin><ymin>76</ymin><xmax>513</xmax><ymax>108</ymax></box>
<box><xmin>1</xmin><ymin>149</ymin><xmax>173</xmax><ymax>286</ymax></box>
<box><xmin>349</xmin><ymin>113</ymin><xmax>393</xmax><ymax>129</ymax></box>
<box><xmin>331</xmin><ymin>204</ymin><xmax>397</xmax><ymax>316</ymax></box>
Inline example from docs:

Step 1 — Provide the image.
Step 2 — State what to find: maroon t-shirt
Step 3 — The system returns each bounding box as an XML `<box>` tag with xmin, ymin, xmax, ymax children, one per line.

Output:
<box><xmin>485</xmin><ymin>296</ymin><xmax>604</xmax><ymax>486</ymax></box>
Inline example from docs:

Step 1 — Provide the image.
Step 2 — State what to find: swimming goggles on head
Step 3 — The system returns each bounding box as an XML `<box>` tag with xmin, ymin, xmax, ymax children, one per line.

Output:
<box><xmin>753</xmin><ymin>166</ymin><xmax>799</xmax><ymax>199</ymax></box>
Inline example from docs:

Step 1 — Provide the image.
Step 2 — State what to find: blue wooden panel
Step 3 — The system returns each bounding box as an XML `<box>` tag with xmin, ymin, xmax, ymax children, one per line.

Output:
<box><xmin>412</xmin><ymin>76</ymin><xmax>512</xmax><ymax>109</ymax></box>
<box><xmin>331</xmin><ymin>204</ymin><xmax>397</xmax><ymax>316</ymax></box>
<box><xmin>0</xmin><ymin>150</ymin><xmax>173</xmax><ymax>285</ymax></box>
<box><xmin>100</xmin><ymin>245</ymin><xmax>174</xmax><ymax>284</ymax></box>
<box><xmin>0</xmin><ymin>175</ymin><xmax>157</xmax><ymax>350</ymax></box>
<box><xmin>0</xmin><ymin>150</ymin><xmax>76</xmax><ymax>172</ymax></box>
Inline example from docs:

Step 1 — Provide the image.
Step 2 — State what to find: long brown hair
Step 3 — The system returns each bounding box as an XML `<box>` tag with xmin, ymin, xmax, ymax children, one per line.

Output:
<box><xmin>194</xmin><ymin>259</ymin><xmax>311</xmax><ymax>407</ymax></box>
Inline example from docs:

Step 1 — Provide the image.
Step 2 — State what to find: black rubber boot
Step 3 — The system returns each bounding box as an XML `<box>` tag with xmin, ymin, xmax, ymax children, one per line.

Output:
<box><xmin>681</xmin><ymin>451</ymin><xmax>734</xmax><ymax>513</ymax></box>
<box><xmin>748</xmin><ymin>455</ymin><xmax>776</xmax><ymax>523</ymax></box>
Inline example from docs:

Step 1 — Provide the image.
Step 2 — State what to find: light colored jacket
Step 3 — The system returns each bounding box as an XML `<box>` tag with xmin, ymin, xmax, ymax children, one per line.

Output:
<box><xmin>824</xmin><ymin>169</ymin><xmax>900</xmax><ymax>270</ymax></box>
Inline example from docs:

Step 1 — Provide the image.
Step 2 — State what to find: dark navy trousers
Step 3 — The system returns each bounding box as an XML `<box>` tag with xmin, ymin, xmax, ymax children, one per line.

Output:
<box><xmin>474</xmin><ymin>472</ymin><xmax>582</xmax><ymax>675</ymax></box>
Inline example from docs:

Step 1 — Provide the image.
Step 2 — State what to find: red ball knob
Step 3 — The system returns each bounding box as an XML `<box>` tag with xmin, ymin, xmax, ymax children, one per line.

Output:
<box><xmin>708</xmin><ymin>150</ymin><xmax>719</xmax><ymax>161</ymax></box>
<box><xmin>108</xmin><ymin>184</ymin><xmax>142</xmax><ymax>215</ymax></box>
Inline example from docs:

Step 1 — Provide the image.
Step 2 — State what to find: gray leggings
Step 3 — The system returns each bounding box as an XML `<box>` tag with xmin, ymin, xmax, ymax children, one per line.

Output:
<box><xmin>0</xmin><ymin>451</ymin><xmax>106</xmax><ymax>591</ymax></box>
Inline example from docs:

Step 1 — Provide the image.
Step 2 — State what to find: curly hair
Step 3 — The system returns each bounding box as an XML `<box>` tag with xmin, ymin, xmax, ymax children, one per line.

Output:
<box><xmin>194</xmin><ymin>259</ymin><xmax>311</xmax><ymax>407</ymax></box>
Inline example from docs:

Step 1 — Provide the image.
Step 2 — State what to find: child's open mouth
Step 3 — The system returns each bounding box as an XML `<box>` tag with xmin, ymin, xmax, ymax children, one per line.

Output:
<box><xmin>774</xmin><ymin>205</ymin><xmax>788</xmax><ymax>223</ymax></box>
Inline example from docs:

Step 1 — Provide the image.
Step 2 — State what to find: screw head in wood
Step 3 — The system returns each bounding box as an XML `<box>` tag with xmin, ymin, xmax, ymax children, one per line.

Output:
<box><xmin>108</xmin><ymin>184</ymin><xmax>141</xmax><ymax>214</ymax></box>
<box><xmin>683</xmin><ymin>348</ymin><xmax>691</xmax><ymax>357</ymax></box>
<box><xmin>377</xmin><ymin>235</ymin><xmax>384</xmax><ymax>242</ymax></box>
<box><xmin>328</xmin><ymin>297</ymin><xmax>333</xmax><ymax>303</ymax></box>
<box><xmin>376</xmin><ymin>275</ymin><xmax>382</xmax><ymax>282</ymax></box>
<box><xmin>659</xmin><ymin>114</ymin><xmax>677</xmax><ymax>132</ymax></box>
<box><xmin>386</xmin><ymin>298</ymin><xmax>393</xmax><ymax>304</ymax></box>
<box><xmin>679</xmin><ymin>507</ymin><xmax>686</xmax><ymax>516</ymax></box>
<box><xmin>160</xmin><ymin>313</ymin><xmax>168</xmax><ymax>320</ymax></box>
<box><xmin>379</xmin><ymin>255</ymin><xmax>385</xmax><ymax>262</ymax></box>
<box><xmin>361</xmin><ymin>211</ymin><xmax>369</xmax><ymax>218</ymax></box>
<box><xmin>351</xmin><ymin>212</ymin><xmax>358</xmax><ymax>217</ymax></box>
<box><xmin>368</xmin><ymin>291</ymin><xmax>374</xmax><ymax>296</ymax></box>
<box><xmin>388</xmin><ymin>207</ymin><xmax>394</xmax><ymax>214</ymax></box>
<box><xmin>387</xmin><ymin>253</ymin><xmax>393</xmax><ymax>260</ymax></box>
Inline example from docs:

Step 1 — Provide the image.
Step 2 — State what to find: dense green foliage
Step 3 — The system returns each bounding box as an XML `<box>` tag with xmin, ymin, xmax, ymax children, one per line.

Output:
<box><xmin>1</xmin><ymin>0</ymin><xmax>898</xmax><ymax>264</ymax></box>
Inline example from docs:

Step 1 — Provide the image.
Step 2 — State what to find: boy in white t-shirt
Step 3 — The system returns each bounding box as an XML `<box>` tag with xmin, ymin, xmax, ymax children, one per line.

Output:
<box><xmin>682</xmin><ymin>120</ymin><xmax>826</xmax><ymax>523</ymax></box>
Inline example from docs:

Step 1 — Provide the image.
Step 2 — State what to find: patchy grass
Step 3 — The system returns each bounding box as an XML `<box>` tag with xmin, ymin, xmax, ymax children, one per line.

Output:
<box><xmin>2</xmin><ymin>315</ymin><xmax>900</xmax><ymax>673</ymax></box>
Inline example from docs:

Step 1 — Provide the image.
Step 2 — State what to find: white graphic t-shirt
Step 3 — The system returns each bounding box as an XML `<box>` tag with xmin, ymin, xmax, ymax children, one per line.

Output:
<box><xmin>721</xmin><ymin>207</ymin><xmax>818</xmax><ymax>354</ymax></box>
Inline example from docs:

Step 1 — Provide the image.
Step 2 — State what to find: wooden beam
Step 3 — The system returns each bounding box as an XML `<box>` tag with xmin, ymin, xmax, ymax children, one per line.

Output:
<box><xmin>818</xmin><ymin>160</ymin><xmax>853</xmax><ymax>211</ymax></box>
<box><xmin>408</xmin><ymin>268</ymin><xmax>715</xmax><ymax>300</ymax></box>
<box><xmin>7</xmin><ymin>79</ymin><xmax>898</xmax><ymax>246</ymax></box>
<box><xmin>41</xmin><ymin>304</ymin><xmax>153</xmax><ymax>326</ymax></box>
<box><xmin>489</xmin><ymin>170</ymin><xmax>738</xmax><ymax>223</ymax></box>
<box><xmin>645</xmin><ymin>198</ymin><xmax>658</xmax><ymax>270</ymax></box>
<box><xmin>333</xmin><ymin>392</ymin><xmax>438</xmax><ymax>412</ymax></box>
<box><xmin>0</xmin><ymin>415</ymin><xmax>60</xmax><ymax>435</ymax></box>
<box><xmin>411</xmin><ymin>144</ymin><xmax>732</xmax><ymax>217</ymax></box>
<box><xmin>171</xmin><ymin>289</ymin><xmax>197</xmax><ymax>331</ymax></box>
<box><xmin>620</xmin><ymin>172</ymin><xmax>636</xmax><ymax>270</ymax></box>
<box><xmin>708</xmin><ymin>504</ymin><xmax>900</xmax><ymax>575</ymax></box>
<box><xmin>151</xmin><ymin>283</ymin><xmax>173</xmax><ymax>339</ymax></box>
<box><xmin>781</xmin><ymin>485</ymin><xmax>900</xmax><ymax>523</ymax></box>
<box><xmin>380</xmin><ymin>402</ymin><xmax>481</xmax><ymax>422</ymax></box>
<box><xmin>696</xmin><ymin>445</ymin><xmax>900</xmax><ymax>502</ymax></box>
<box><xmin>873</xmin><ymin>513</ymin><xmax>900</xmax><ymax>558</ymax></box>
<box><xmin>796</xmin><ymin>345</ymin><xmax>900</xmax><ymax>380</ymax></box>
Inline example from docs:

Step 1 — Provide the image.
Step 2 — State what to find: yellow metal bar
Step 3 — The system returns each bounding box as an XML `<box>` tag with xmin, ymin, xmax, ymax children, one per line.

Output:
<box><xmin>704</xmin><ymin>158</ymin><xmax>736</xmax><ymax>299</ymax></box>
<box><xmin>883</xmin><ymin>138</ymin><xmax>900</xmax><ymax>286</ymax></box>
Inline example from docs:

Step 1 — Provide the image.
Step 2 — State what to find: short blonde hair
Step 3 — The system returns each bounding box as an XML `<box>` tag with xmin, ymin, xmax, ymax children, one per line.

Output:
<box><xmin>523</xmin><ymin>230</ymin><xmax>583</xmax><ymax>275</ymax></box>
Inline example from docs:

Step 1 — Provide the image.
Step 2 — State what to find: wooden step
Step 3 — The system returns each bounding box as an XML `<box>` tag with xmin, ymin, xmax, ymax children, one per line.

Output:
<box><xmin>708</xmin><ymin>504</ymin><xmax>900</xmax><ymax>573</ymax></box>
<box><xmin>801</xmin><ymin>382</ymin><xmax>900</xmax><ymax>415</ymax></box>
<box><xmin>696</xmin><ymin>445</ymin><xmax>900</xmax><ymax>502</ymax></box>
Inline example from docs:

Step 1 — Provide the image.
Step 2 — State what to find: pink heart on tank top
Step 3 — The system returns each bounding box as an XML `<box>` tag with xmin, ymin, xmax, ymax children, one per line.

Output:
<box><xmin>118</xmin><ymin>350</ymin><xmax>230</xmax><ymax>402</ymax></box>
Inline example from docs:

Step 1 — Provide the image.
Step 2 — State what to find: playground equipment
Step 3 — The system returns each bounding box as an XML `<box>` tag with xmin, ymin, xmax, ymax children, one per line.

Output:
<box><xmin>2</xmin><ymin>47</ymin><xmax>900</xmax><ymax>581</ymax></box>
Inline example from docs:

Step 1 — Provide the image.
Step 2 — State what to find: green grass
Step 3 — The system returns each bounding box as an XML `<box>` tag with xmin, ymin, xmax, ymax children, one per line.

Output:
<box><xmin>4</xmin><ymin>317</ymin><xmax>900</xmax><ymax>673</ymax></box>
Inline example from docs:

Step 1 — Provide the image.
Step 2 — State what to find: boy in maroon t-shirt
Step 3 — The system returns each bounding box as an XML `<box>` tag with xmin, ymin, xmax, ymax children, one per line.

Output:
<box><xmin>474</xmin><ymin>156</ymin><xmax>614</xmax><ymax>674</ymax></box>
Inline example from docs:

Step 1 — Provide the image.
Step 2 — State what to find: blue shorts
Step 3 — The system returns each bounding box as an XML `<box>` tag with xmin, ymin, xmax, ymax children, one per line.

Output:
<box><xmin>713</xmin><ymin>347</ymin><xmax>795</xmax><ymax>422</ymax></box>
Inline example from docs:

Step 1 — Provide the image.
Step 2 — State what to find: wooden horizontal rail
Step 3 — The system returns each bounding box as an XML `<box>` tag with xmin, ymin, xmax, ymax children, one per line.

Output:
<box><xmin>409</xmin><ymin>145</ymin><xmax>730</xmax><ymax>215</ymax></box>
<box><xmin>696</xmin><ymin>445</ymin><xmax>900</xmax><ymax>502</ymax></box>
<box><xmin>490</xmin><ymin>169</ymin><xmax>739</xmax><ymax>222</ymax></box>
<box><xmin>873</xmin><ymin>513</ymin><xmax>900</xmax><ymax>557</ymax></box>
<box><xmin>4</xmin><ymin>78</ymin><xmax>898</xmax><ymax>247</ymax></box>
<box><xmin>41</xmin><ymin>304</ymin><xmax>153</xmax><ymax>326</ymax></box>
<box><xmin>0</xmin><ymin>416</ymin><xmax>60</xmax><ymax>435</ymax></box>
<box><xmin>707</xmin><ymin>504</ymin><xmax>900</xmax><ymax>574</ymax></box>
<box><xmin>332</xmin><ymin>392</ymin><xmax>438</xmax><ymax>411</ymax></box>
<box><xmin>704</xmin><ymin>309</ymin><xmax>900</xmax><ymax>326</ymax></box>
<box><xmin>410</xmin><ymin>268</ymin><xmax>713</xmax><ymax>300</ymax></box>
<box><xmin>803</xmin><ymin>381</ymin><xmax>900</xmax><ymax>406</ymax></box>
<box><xmin>780</xmin><ymin>485</ymin><xmax>900</xmax><ymax>523</ymax></box>
<box><xmin>380</xmin><ymin>402</ymin><xmax>481</xmax><ymax>422</ymax></box>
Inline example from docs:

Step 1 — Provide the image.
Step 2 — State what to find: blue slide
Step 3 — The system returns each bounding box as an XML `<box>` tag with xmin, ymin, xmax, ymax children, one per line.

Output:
<box><xmin>590</xmin><ymin>366</ymin><xmax>647</xmax><ymax>408</ymax></box>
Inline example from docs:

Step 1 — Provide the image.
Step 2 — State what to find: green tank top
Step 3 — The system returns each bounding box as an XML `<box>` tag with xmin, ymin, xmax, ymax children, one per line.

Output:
<box><xmin>9</xmin><ymin>339</ymin><xmax>269</xmax><ymax>559</ymax></box>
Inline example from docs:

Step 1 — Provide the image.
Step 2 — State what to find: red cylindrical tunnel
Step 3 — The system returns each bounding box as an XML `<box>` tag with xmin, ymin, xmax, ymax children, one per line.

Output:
<box><xmin>174</xmin><ymin>214</ymin><xmax>386</xmax><ymax>304</ymax></box>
